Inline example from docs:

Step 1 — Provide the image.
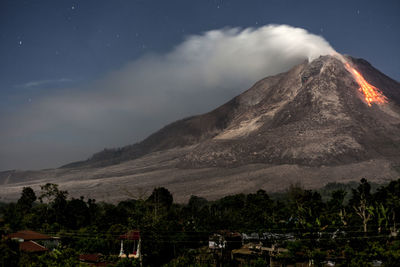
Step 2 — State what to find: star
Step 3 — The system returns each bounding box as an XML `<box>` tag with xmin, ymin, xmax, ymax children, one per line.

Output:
<box><xmin>71</xmin><ymin>5</ymin><xmax>76</xmax><ymax>10</ymax></box>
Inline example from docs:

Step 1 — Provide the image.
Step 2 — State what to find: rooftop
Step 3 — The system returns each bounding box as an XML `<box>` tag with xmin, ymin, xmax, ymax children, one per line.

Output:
<box><xmin>8</xmin><ymin>230</ymin><xmax>52</xmax><ymax>241</ymax></box>
<box><xmin>19</xmin><ymin>241</ymin><xmax>48</xmax><ymax>253</ymax></box>
<box><xmin>119</xmin><ymin>230</ymin><xmax>140</xmax><ymax>240</ymax></box>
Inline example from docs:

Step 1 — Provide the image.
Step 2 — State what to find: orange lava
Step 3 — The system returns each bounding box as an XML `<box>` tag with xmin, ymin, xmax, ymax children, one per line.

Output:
<box><xmin>344</xmin><ymin>62</ymin><xmax>387</xmax><ymax>106</ymax></box>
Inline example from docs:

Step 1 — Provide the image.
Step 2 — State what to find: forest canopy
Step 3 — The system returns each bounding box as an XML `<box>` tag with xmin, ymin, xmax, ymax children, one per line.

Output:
<box><xmin>1</xmin><ymin>179</ymin><xmax>400</xmax><ymax>266</ymax></box>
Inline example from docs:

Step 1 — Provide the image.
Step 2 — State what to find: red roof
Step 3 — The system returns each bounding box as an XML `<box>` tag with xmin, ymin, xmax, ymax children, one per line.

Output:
<box><xmin>79</xmin><ymin>254</ymin><xmax>109</xmax><ymax>266</ymax></box>
<box><xmin>19</xmin><ymin>241</ymin><xmax>48</xmax><ymax>253</ymax></box>
<box><xmin>119</xmin><ymin>230</ymin><xmax>140</xmax><ymax>240</ymax></box>
<box><xmin>79</xmin><ymin>254</ymin><xmax>102</xmax><ymax>262</ymax></box>
<box><xmin>8</xmin><ymin>230</ymin><xmax>51</xmax><ymax>240</ymax></box>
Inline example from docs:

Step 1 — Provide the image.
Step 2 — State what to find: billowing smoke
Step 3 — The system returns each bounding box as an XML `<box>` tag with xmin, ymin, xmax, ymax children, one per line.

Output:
<box><xmin>0</xmin><ymin>24</ymin><xmax>335</xmax><ymax>170</ymax></box>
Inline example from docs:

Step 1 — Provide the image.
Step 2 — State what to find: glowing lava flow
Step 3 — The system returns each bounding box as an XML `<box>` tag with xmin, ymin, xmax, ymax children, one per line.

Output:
<box><xmin>344</xmin><ymin>62</ymin><xmax>388</xmax><ymax>106</ymax></box>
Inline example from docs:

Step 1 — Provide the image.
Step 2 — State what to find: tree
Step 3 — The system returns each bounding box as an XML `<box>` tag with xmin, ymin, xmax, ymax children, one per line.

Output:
<box><xmin>375</xmin><ymin>179</ymin><xmax>400</xmax><ymax>235</ymax></box>
<box><xmin>327</xmin><ymin>190</ymin><xmax>347</xmax><ymax>226</ymax></box>
<box><xmin>38</xmin><ymin>183</ymin><xmax>68</xmax><ymax>225</ymax></box>
<box><xmin>244</xmin><ymin>190</ymin><xmax>273</xmax><ymax>229</ymax></box>
<box><xmin>375</xmin><ymin>202</ymin><xmax>389</xmax><ymax>234</ymax></box>
<box><xmin>17</xmin><ymin>187</ymin><xmax>37</xmax><ymax>213</ymax></box>
<box><xmin>187</xmin><ymin>195</ymin><xmax>207</xmax><ymax>213</ymax></box>
<box><xmin>39</xmin><ymin>183</ymin><xmax>68</xmax><ymax>204</ymax></box>
<box><xmin>147</xmin><ymin>187</ymin><xmax>173</xmax><ymax>220</ymax></box>
<box><xmin>3</xmin><ymin>203</ymin><xmax>22</xmax><ymax>230</ymax></box>
<box><xmin>147</xmin><ymin>187</ymin><xmax>173</xmax><ymax>208</ymax></box>
<box><xmin>350</xmin><ymin>178</ymin><xmax>374</xmax><ymax>234</ymax></box>
<box><xmin>0</xmin><ymin>238</ymin><xmax>19</xmax><ymax>267</ymax></box>
<box><xmin>287</xmin><ymin>186</ymin><xmax>324</xmax><ymax>230</ymax></box>
<box><xmin>65</xmin><ymin>197</ymin><xmax>89</xmax><ymax>229</ymax></box>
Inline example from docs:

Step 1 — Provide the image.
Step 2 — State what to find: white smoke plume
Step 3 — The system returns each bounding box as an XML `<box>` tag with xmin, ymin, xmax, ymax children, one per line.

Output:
<box><xmin>0</xmin><ymin>25</ymin><xmax>335</xmax><ymax>170</ymax></box>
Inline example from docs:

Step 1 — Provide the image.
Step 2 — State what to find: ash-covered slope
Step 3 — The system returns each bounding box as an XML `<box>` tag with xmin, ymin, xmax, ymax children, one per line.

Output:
<box><xmin>68</xmin><ymin>55</ymin><xmax>400</xmax><ymax>168</ymax></box>
<box><xmin>2</xmin><ymin>54</ymin><xmax>400</xmax><ymax>203</ymax></box>
<box><xmin>182</xmin><ymin>55</ymin><xmax>400</xmax><ymax>167</ymax></box>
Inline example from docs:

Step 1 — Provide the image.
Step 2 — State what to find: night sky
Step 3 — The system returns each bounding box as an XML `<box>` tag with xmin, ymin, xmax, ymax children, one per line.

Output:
<box><xmin>1</xmin><ymin>0</ymin><xmax>399</xmax><ymax>170</ymax></box>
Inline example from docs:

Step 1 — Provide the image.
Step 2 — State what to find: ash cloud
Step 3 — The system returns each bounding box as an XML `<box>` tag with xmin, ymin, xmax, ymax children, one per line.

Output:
<box><xmin>0</xmin><ymin>25</ymin><xmax>335</xmax><ymax>170</ymax></box>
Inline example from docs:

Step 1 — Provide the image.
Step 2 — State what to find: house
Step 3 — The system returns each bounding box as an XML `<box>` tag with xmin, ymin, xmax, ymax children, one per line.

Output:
<box><xmin>209</xmin><ymin>233</ymin><xmax>225</xmax><ymax>250</ymax></box>
<box><xmin>209</xmin><ymin>231</ymin><xmax>242</xmax><ymax>251</ymax></box>
<box><xmin>7</xmin><ymin>230</ymin><xmax>59</xmax><ymax>253</ymax></box>
<box><xmin>79</xmin><ymin>253</ymin><xmax>109</xmax><ymax>266</ymax></box>
<box><xmin>208</xmin><ymin>231</ymin><xmax>243</xmax><ymax>265</ymax></box>
<box><xmin>119</xmin><ymin>230</ymin><xmax>141</xmax><ymax>259</ymax></box>
<box><xmin>18</xmin><ymin>240</ymin><xmax>48</xmax><ymax>253</ymax></box>
<box><xmin>232</xmin><ymin>243</ymin><xmax>288</xmax><ymax>266</ymax></box>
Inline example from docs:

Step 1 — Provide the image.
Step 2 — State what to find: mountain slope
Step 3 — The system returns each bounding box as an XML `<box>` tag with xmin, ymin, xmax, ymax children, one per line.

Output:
<box><xmin>66</xmin><ymin>55</ymin><xmax>400</xmax><ymax>168</ymax></box>
<box><xmin>182</xmin><ymin>55</ymin><xmax>400</xmax><ymax>167</ymax></box>
<box><xmin>2</xmin><ymin>54</ymin><xmax>400</xmax><ymax>202</ymax></box>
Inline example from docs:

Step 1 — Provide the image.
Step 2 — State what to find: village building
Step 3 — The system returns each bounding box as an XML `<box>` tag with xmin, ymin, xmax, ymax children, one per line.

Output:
<box><xmin>7</xmin><ymin>230</ymin><xmax>59</xmax><ymax>253</ymax></box>
<box><xmin>118</xmin><ymin>230</ymin><xmax>141</xmax><ymax>260</ymax></box>
<box><xmin>79</xmin><ymin>253</ymin><xmax>109</xmax><ymax>266</ymax></box>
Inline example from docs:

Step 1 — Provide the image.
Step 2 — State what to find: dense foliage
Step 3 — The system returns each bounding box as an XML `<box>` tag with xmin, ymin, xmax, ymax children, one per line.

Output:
<box><xmin>1</xmin><ymin>178</ymin><xmax>400</xmax><ymax>266</ymax></box>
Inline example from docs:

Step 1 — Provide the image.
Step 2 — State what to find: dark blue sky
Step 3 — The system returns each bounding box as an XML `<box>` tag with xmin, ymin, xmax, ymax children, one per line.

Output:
<box><xmin>1</xmin><ymin>0</ymin><xmax>399</xmax><ymax>170</ymax></box>
<box><xmin>1</xmin><ymin>0</ymin><xmax>399</xmax><ymax>96</ymax></box>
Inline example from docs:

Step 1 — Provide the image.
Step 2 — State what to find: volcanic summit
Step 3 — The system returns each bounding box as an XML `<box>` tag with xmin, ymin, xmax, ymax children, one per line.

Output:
<box><xmin>1</xmin><ymin>55</ymin><xmax>400</xmax><ymax>202</ymax></box>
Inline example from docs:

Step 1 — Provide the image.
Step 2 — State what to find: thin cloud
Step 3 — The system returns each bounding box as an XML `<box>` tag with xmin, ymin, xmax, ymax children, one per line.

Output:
<box><xmin>16</xmin><ymin>78</ymin><xmax>73</xmax><ymax>88</ymax></box>
<box><xmin>0</xmin><ymin>24</ymin><xmax>335</xmax><ymax>170</ymax></box>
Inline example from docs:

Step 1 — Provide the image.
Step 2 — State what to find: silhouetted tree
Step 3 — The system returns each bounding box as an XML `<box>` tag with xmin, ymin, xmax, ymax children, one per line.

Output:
<box><xmin>17</xmin><ymin>187</ymin><xmax>36</xmax><ymax>213</ymax></box>
<box><xmin>147</xmin><ymin>187</ymin><xmax>173</xmax><ymax>208</ymax></box>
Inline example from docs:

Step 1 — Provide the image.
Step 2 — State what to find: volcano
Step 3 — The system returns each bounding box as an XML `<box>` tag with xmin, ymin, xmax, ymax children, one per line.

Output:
<box><xmin>1</xmin><ymin>55</ymin><xmax>400</xmax><ymax>202</ymax></box>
